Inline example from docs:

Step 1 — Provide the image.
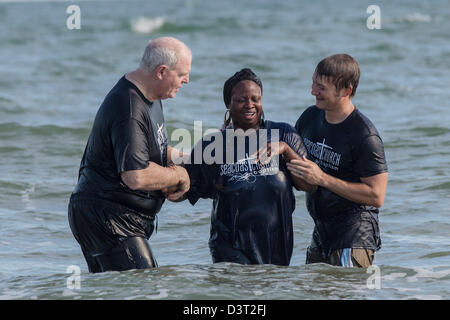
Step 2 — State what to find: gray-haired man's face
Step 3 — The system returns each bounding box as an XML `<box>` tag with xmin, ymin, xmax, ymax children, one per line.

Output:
<box><xmin>159</xmin><ymin>54</ymin><xmax>191</xmax><ymax>100</ymax></box>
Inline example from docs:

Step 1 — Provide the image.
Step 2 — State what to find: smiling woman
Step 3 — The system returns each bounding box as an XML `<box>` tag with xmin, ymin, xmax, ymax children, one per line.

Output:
<box><xmin>227</xmin><ymin>80</ymin><xmax>263</xmax><ymax>130</ymax></box>
<box><xmin>0</xmin><ymin>0</ymin><xmax>448</xmax><ymax>301</ymax></box>
<box><xmin>223</xmin><ymin>69</ymin><xmax>264</xmax><ymax>130</ymax></box>
<box><xmin>176</xmin><ymin>68</ymin><xmax>315</xmax><ymax>266</ymax></box>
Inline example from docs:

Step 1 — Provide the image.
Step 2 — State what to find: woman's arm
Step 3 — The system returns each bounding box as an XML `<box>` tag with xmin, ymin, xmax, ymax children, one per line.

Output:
<box><xmin>278</xmin><ymin>142</ymin><xmax>317</xmax><ymax>192</ymax></box>
<box><xmin>255</xmin><ymin>142</ymin><xmax>317</xmax><ymax>192</ymax></box>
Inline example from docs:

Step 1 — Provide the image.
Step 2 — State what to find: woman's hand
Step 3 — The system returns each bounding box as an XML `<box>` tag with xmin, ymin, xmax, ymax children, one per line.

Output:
<box><xmin>252</xmin><ymin>141</ymin><xmax>287</xmax><ymax>164</ymax></box>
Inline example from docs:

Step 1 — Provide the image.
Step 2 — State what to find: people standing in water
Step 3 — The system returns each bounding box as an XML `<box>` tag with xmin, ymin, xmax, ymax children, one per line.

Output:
<box><xmin>68</xmin><ymin>37</ymin><xmax>192</xmax><ymax>273</ymax></box>
<box><xmin>168</xmin><ymin>68</ymin><xmax>315</xmax><ymax>266</ymax></box>
<box><xmin>287</xmin><ymin>54</ymin><xmax>388</xmax><ymax>268</ymax></box>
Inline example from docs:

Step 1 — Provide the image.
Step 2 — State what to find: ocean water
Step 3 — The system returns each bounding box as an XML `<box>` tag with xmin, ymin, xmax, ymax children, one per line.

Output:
<box><xmin>0</xmin><ymin>0</ymin><xmax>449</xmax><ymax>300</ymax></box>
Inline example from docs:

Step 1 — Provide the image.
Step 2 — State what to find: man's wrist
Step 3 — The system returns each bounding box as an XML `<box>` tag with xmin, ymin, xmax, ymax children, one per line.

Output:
<box><xmin>318</xmin><ymin>171</ymin><xmax>329</xmax><ymax>188</ymax></box>
<box><xmin>176</xmin><ymin>166</ymin><xmax>188</xmax><ymax>183</ymax></box>
<box><xmin>167</xmin><ymin>165</ymin><xmax>181</xmax><ymax>186</ymax></box>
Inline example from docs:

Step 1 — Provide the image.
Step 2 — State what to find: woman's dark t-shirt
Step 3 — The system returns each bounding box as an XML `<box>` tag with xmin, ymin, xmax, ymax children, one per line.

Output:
<box><xmin>185</xmin><ymin>121</ymin><xmax>307</xmax><ymax>266</ymax></box>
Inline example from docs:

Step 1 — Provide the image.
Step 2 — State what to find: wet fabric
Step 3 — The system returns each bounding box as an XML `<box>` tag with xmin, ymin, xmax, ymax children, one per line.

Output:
<box><xmin>295</xmin><ymin>105</ymin><xmax>388</xmax><ymax>256</ymax></box>
<box><xmin>81</xmin><ymin>236</ymin><xmax>157</xmax><ymax>273</ymax></box>
<box><xmin>68</xmin><ymin>194</ymin><xmax>158</xmax><ymax>272</ymax></box>
<box><xmin>74</xmin><ymin>75</ymin><xmax>168</xmax><ymax>214</ymax></box>
<box><xmin>68</xmin><ymin>76</ymin><xmax>168</xmax><ymax>271</ymax></box>
<box><xmin>306</xmin><ymin>246</ymin><xmax>374</xmax><ymax>268</ymax></box>
<box><xmin>68</xmin><ymin>194</ymin><xmax>156</xmax><ymax>251</ymax></box>
<box><xmin>185</xmin><ymin>120</ymin><xmax>307</xmax><ymax>266</ymax></box>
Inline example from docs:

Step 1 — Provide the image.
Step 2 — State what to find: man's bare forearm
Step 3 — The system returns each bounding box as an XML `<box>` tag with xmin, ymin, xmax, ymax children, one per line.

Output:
<box><xmin>319</xmin><ymin>172</ymin><xmax>388</xmax><ymax>208</ymax></box>
<box><xmin>287</xmin><ymin>159</ymin><xmax>387</xmax><ymax>207</ymax></box>
<box><xmin>121</xmin><ymin>162</ymin><xmax>185</xmax><ymax>191</ymax></box>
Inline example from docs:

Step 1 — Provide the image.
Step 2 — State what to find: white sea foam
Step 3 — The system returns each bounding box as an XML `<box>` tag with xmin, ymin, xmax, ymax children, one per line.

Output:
<box><xmin>405</xmin><ymin>13</ymin><xmax>432</xmax><ymax>23</ymax></box>
<box><xmin>130</xmin><ymin>17</ymin><xmax>166</xmax><ymax>34</ymax></box>
<box><xmin>382</xmin><ymin>272</ymin><xmax>407</xmax><ymax>281</ymax></box>
<box><xmin>146</xmin><ymin>288</ymin><xmax>169</xmax><ymax>299</ymax></box>
<box><xmin>388</xmin><ymin>234</ymin><xmax>450</xmax><ymax>245</ymax></box>
<box><xmin>412</xmin><ymin>295</ymin><xmax>442</xmax><ymax>300</ymax></box>
<box><xmin>20</xmin><ymin>184</ymin><xmax>36</xmax><ymax>211</ymax></box>
<box><xmin>407</xmin><ymin>267</ymin><xmax>450</xmax><ymax>283</ymax></box>
<box><xmin>62</xmin><ymin>289</ymin><xmax>77</xmax><ymax>297</ymax></box>
<box><xmin>394</xmin><ymin>13</ymin><xmax>432</xmax><ymax>23</ymax></box>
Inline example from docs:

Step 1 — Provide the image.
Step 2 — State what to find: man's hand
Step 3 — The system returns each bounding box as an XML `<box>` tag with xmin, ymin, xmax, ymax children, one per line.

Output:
<box><xmin>162</xmin><ymin>181</ymin><xmax>187</xmax><ymax>202</ymax></box>
<box><xmin>286</xmin><ymin>156</ymin><xmax>325</xmax><ymax>186</ymax></box>
<box><xmin>163</xmin><ymin>165</ymin><xmax>190</xmax><ymax>202</ymax></box>
<box><xmin>287</xmin><ymin>156</ymin><xmax>388</xmax><ymax>208</ymax></box>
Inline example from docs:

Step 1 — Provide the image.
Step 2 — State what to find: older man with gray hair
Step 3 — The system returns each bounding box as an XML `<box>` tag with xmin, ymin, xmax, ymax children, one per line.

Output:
<box><xmin>68</xmin><ymin>37</ymin><xmax>192</xmax><ymax>273</ymax></box>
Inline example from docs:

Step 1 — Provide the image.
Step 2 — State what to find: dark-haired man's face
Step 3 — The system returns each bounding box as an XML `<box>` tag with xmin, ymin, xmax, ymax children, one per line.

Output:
<box><xmin>311</xmin><ymin>72</ymin><xmax>343</xmax><ymax>110</ymax></box>
<box><xmin>229</xmin><ymin>80</ymin><xmax>262</xmax><ymax>130</ymax></box>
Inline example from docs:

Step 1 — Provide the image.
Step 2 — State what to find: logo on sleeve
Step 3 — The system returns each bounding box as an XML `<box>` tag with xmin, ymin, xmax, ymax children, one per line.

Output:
<box><xmin>303</xmin><ymin>138</ymin><xmax>341</xmax><ymax>171</ymax></box>
<box><xmin>156</xmin><ymin>122</ymin><xmax>167</xmax><ymax>154</ymax></box>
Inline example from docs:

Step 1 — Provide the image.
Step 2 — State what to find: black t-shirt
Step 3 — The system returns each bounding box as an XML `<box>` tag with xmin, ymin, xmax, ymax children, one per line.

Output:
<box><xmin>185</xmin><ymin>121</ymin><xmax>307</xmax><ymax>266</ymax></box>
<box><xmin>73</xmin><ymin>76</ymin><xmax>168</xmax><ymax>216</ymax></box>
<box><xmin>295</xmin><ymin>106</ymin><xmax>388</xmax><ymax>255</ymax></box>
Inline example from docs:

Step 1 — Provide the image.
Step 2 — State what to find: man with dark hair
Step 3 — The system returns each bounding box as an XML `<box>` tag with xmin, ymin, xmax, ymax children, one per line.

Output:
<box><xmin>287</xmin><ymin>54</ymin><xmax>388</xmax><ymax>268</ymax></box>
<box><xmin>68</xmin><ymin>37</ymin><xmax>192</xmax><ymax>273</ymax></box>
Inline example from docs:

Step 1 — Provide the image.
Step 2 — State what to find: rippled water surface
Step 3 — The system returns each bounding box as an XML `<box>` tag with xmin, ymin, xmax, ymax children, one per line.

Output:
<box><xmin>0</xmin><ymin>0</ymin><xmax>449</xmax><ymax>300</ymax></box>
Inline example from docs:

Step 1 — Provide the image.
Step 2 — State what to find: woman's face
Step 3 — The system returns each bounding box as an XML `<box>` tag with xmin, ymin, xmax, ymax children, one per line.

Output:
<box><xmin>229</xmin><ymin>80</ymin><xmax>263</xmax><ymax>130</ymax></box>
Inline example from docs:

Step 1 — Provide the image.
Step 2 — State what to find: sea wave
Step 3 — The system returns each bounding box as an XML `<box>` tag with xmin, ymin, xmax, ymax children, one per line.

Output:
<box><xmin>1</xmin><ymin>263</ymin><xmax>449</xmax><ymax>300</ymax></box>
<box><xmin>393</xmin><ymin>13</ymin><xmax>432</xmax><ymax>23</ymax></box>
<box><xmin>0</xmin><ymin>122</ymin><xmax>88</xmax><ymax>137</ymax></box>
<box><xmin>130</xmin><ymin>16</ymin><xmax>166</xmax><ymax>34</ymax></box>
